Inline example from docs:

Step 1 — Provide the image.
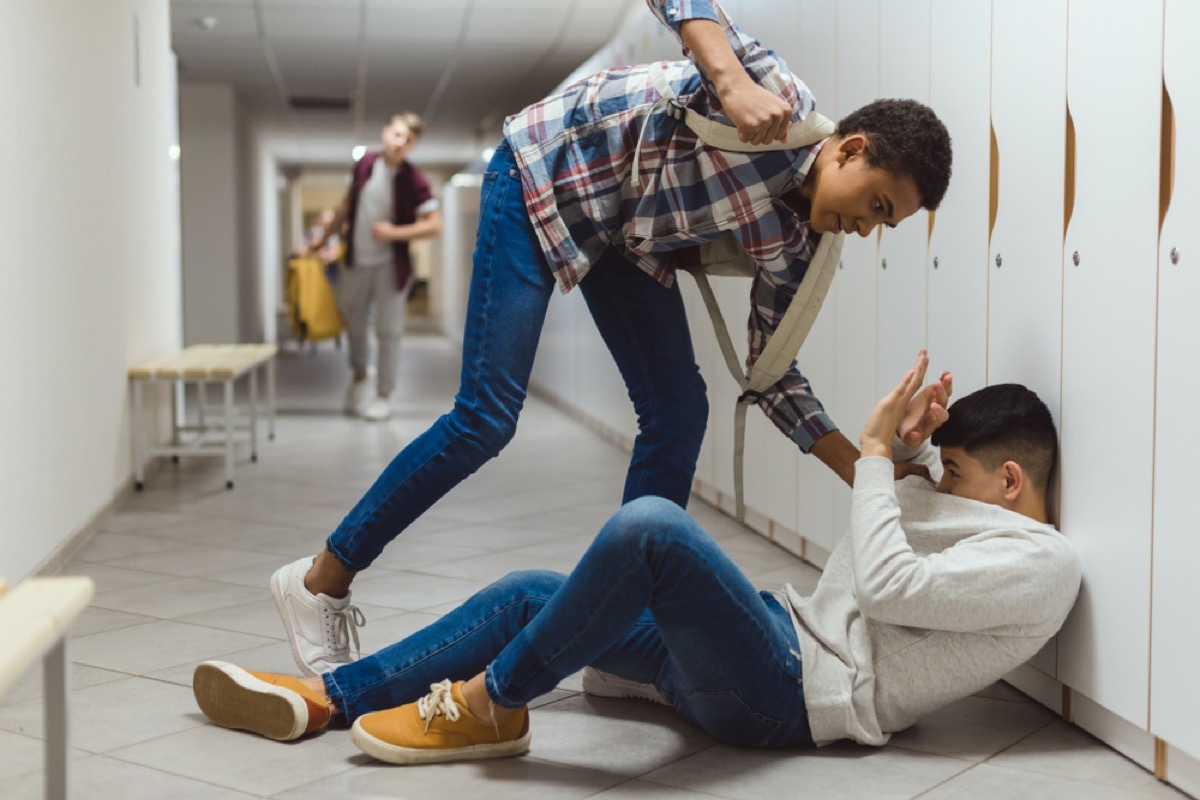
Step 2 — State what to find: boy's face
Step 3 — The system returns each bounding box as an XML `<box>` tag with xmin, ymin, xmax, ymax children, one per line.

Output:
<box><xmin>936</xmin><ymin>447</ymin><xmax>1007</xmax><ymax>506</ymax></box>
<box><xmin>807</xmin><ymin>135</ymin><xmax>923</xmax><ymax>237</ymax></box>
<box><xmin>381</xmin><ymin>120</ymin><xmax>415</xmax><ymax>162</ymax></box>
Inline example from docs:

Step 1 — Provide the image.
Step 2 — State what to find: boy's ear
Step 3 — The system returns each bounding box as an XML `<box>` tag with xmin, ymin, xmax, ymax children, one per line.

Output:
<box><xmin>837</xmin><ymin>133</ymin><xmax>869</xmax><ymax>162</ymax></box>
<box><xmin>1000</xmin><ymin>460</ymin><xmax>1024</xmax><ymax>503</ymax></box>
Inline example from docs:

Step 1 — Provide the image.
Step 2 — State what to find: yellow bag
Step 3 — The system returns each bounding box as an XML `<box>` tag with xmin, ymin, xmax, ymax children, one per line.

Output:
<box><xmin>286</xmin><ymin>257</ymin><xmax>344</xmax><ymax>342</ymax></box>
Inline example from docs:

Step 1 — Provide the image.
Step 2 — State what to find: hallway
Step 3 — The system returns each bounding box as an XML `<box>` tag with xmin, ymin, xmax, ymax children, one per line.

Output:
<box><xmin>1</xmin><ymin>335</ymin><xmax>1185</xmax><ymax>799</ymax></box>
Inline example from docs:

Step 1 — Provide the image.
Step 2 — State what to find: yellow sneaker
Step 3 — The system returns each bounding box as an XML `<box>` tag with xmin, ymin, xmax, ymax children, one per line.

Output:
<box><xmin>351</xmin><ymin>679</ymin><xmax>531</xmax><ymax>765</ymax></box>
<box><xmin>193</xmin><ymin>660</ymin><xmax>333</xmax><ymax>741</ymax></box>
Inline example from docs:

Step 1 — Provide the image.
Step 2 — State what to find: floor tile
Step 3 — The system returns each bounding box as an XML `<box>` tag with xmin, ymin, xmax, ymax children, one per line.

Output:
<box><xmin>0</xmin><ymin>662</ymin><xmax>127</xmax><ymax>708</ymax></box>
<box><xmin>350</xmin><ymin>569</ymin><xmax>487</xmax><ymax>612</ymax></box>
<box><xmin>917</xmin><ymin>762</ymin><xmax>1188</xmax><ymax>800</ymax></box>
<box><xmin>70</xmin><ymin>619</ymin><xmax>272</xmax><ymax>674</ymax></box>
<box><xmin>643</xmin><ymin>741</ymin><xmax>971</xmax><ymax>800</ymax></box>
<box><xmin>89</xmin><ymin>577</ymin><xmax>265</xmax><ymax>619</ymax></box>
<box><xmin>989</xmin><ymin>719</ymin><xmax>1181</xmax><ymax>792</ymax></box>
<box><xmin>274</xmin><ymin>754</ymin><xmax>626</xmax><ymax>799</ymax></box>
<box><xmin>528</xmin><ymin>694</ymin><xmax>716</xmax><ymax>777</ymax></box>
<box><xmin>0</xmin><ymin>676</ymin><xmax>203</xmax><ymax>753</ymax></box>
<box><xmin>887</xmin><ymin>694</ymin><xmax>1056</xmax><ymax>762</ymax></box>
<box><xmin>111</xmin><ymin>723</ymin><xmax>360</xmax><ymax>796</ymax></box>
<box><xmin>3</xmin><ymin>754</ymin><xmax>259</xmax><ymax>800</ymax></box>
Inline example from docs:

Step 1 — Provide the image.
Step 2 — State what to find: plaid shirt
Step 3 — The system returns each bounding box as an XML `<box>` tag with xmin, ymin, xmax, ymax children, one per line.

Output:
<box><xmin>503</xmin><ymin>0</ymin><xmax>837</xmax><ymax>451</ymax></box>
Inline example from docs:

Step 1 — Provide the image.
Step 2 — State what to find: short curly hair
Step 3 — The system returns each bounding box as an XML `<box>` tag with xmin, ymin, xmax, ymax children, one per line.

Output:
<box><xmin>836</xmin><ymin>99</ymin><xmax>953</xmax><ymax>210</ymax></box>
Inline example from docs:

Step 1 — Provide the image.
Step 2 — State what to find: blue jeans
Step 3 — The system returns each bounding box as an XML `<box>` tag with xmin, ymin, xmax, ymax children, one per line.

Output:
<box><xmin>325</xmin><ymin>141</ymin><xmax>708</xmax><ymax>571</ymax></box>
<box><xmin>323</xmin><ymin>497</ymin><xmax>812</xmax><ymax>749</ymax></box>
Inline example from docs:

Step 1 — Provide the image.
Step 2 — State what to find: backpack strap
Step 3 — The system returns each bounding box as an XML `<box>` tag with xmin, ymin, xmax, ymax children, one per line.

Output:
<box><xmin>688</xmin><ymin>234</ymin><xmax>842</xmax><ymax>521</ymax></box>
<box><xmin>648</xmin><ymin>61</ymin><xmax>846</xmax><ymax>520</ymax></box>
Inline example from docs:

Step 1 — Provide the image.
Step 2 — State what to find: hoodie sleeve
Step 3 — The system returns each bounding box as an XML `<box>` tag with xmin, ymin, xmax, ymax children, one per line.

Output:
<box><xmin>848</xmin><ymin>457</ymin><xmax>1080</xmax><ymax>633</ymax></box>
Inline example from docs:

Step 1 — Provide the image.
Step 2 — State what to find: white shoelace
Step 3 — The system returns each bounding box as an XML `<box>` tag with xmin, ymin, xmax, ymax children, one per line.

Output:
<box><xmin>325</xmin><ymin>603</ymin><xmax>366</xmax><ymax>661</ymax></box>
<box><xmin>417</xmin><ymin>679</ymin><xmax>460</xmax><ymax>733</ymax></box>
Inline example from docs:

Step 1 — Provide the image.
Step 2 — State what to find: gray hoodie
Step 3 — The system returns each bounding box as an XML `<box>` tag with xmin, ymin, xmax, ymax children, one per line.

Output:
<box><xmin>779</xmin><ymin>444</ymin><xmax>1081</xmax><ymax>746</ymax></box>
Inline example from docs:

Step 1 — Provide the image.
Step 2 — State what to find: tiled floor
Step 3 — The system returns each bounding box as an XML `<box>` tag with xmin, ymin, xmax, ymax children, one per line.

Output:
<box><xmin>3</xmin><ymin>332</ymin><xmax>1190</xmax><ymax>799</ymax></box>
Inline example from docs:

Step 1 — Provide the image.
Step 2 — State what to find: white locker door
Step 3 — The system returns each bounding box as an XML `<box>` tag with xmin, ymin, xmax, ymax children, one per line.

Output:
<box><xmin>876</xmin><ymin>0</ymin><xmax>930</xmax><ymax>390</ymax></box>
<box><xmin>831</xmin><ymin>0</ymin><xmax>881</xmax><ymax>542</ymax></box>
<box><xmin>926</xmin><ymin>0</ymin><xmax>990</xmax><ymax>396</ymax></box>
<box><xmin>987</xmin><ymin>0</ymin><xmax>1068</xmax><ymax>680</ymax></box>
<box><xmin>1151</xmin><ymin>0</ymin><xmax>1200</xmax><ymax>762</ymax></box>
<box><xmin>1056</xmin><ymin>0</ymin><xmax>1162</xmax><ymax>728</ymax></box>
<box><xmin>792</xmin><ymin>0</ymin><xmax>839</xmax><ymax>553</ymax></box>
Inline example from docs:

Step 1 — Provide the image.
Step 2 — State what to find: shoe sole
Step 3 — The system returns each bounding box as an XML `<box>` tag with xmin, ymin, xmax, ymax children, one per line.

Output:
<box><xmin>269</xmin><ymin>566</ymin><xmax>322</xmax><ymax>678</ymax></box>
<box><xmin>350</xmin><ymin>718</ymin><xmax>531</xmax><ymax>765</ymax></box>
<box><xmin>193</xmin><ymin>661</ymin><xmax>308</xmax><ymax>741</ymax></box>
<box><xmin>581</xmin><ymin>667</ymin><xmax>669</xmax><ymax>706</ymax></box>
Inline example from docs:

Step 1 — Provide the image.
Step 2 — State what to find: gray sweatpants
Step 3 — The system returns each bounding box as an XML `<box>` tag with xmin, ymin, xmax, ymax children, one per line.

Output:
<box><xmin>337</xmin><ymin>263</ymin><xmax>412</xmax><ymax>396</ymax></box>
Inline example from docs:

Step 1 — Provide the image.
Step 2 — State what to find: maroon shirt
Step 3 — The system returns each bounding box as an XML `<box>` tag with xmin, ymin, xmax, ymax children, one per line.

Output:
<box><xmin>344</xmin><ymin>150</ymin><xmax>434</xmax><ymax>291</ymax></box>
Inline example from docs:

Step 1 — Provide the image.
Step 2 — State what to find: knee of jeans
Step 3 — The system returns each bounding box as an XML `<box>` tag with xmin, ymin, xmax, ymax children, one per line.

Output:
<box><xmin>445</xmin><ymin>402</ymin><xmax>519</xmax><ymax>460</ymax></box>
<box><xmin>599</xmin><ymin>497</ymin><xmax>695</xmax><ymax>551</ymax></box>
<box><xmin>674</xmin><ymin>381</ymin><xmax>708</xmax><ymax>446</ymax></box>
<box><xmin>486</xmin><ymin>570</ymin><xmax>563</xmax><ymax>619</ymax></box>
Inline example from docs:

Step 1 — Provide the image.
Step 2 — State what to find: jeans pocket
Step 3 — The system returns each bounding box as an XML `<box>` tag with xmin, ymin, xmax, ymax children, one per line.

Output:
<box><xmin>480</xmin><ymin>170</ymin><xmax>499</xmax><ymax>211</ymax></box>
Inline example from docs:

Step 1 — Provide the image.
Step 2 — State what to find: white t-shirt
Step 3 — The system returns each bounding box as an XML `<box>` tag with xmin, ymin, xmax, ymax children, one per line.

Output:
<box><xmin>351</xmin><ymin>158</ymin><xmax>395</xmax><ymax>268</ymax></box>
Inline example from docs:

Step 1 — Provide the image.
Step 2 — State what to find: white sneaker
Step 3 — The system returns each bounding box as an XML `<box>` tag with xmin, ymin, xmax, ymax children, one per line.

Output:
<box><xmin>343</xmin><ymin>381</ymin><xmax>371</xmax><ymax>416</ymax></box>
<box><xmin>362</xmin><ymin>396</ymin><xmax>392</xmax><ymax>421</ymax></box>
<box><xmin>269</xmin><ymin>556</ymin><xmax>366</xmax><ymax>676</ymax></box>
<box><xmin>581</xmin><ymin>667</ymin><xmax>669</xmax><ymax>706</ymax></box>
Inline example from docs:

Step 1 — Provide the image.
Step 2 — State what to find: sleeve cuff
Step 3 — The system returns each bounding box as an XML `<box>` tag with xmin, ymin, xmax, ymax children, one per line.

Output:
<box><xmin>661</xmin><ymin>0</ymin><xmax>720</xmax><ymax>31</ymax></box>
<box><xmin>853</xmin><ymin>456</ymin><xmax>896</xmax><ymax>495</ymax></box>
<box><xmin>789</xmin><ymin>411</ymin><xmax>838</xmax><ymax>453</ymax></box>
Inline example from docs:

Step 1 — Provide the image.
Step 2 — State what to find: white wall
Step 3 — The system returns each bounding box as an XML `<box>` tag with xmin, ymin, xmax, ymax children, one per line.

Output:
<box><xmin>179</xmin><ymin>82</ymin><xmax>240</xmax><ymax>345</ymax></box>
<box><xmin>0</xmin><ymin>0</ymin><xmax>180</xmax><ymax>581</ymax></box>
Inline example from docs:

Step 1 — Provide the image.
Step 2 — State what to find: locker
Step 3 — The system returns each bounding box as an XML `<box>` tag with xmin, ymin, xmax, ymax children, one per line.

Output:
<box><xmin>1150</xmin><ymin>0</ymin><xmax>1200</xmax><ymax>761</ymax></box>
<box><xmin>926</xmin><ymin>0</ymin><xmax>990</xmax><ymax>397</ymax></box>
<box><xmin>1055</xmin><ymin>0</ymin><xmax>1162</xmax><ymax>728</ymax></box>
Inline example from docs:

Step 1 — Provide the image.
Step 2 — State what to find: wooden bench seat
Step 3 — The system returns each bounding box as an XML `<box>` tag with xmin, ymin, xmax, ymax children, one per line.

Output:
<box><xmin>128</xmin><ymin>344</ymin><xmax>277</xmax><ymax>490</ymax></box>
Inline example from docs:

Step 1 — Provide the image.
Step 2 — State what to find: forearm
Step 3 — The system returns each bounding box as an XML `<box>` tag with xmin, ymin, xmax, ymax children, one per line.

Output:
<box><xmin>389</xmin><ymin>212</ymin><xmax>442</xmax><ymax>242</ymax></box>
<box><xmin>679</xmin><ymin>18</ymin><xmax>752</xmax><ymax>100</ymax></box>
<box><xmin>810</xmin><ymin>429</ymin><xmax>859</xmax><ymax>486</ymax></box>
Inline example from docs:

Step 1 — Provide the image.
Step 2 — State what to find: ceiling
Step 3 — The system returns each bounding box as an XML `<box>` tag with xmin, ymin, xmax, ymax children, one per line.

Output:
<box><xmin>170</xmin><ymin>0</ymin><xmax>638</xmax><ymax>162</ymax></box>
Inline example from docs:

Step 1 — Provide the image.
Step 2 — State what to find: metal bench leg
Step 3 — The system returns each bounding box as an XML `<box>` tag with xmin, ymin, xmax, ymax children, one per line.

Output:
<box><xmin>223</xmin><ymin>379</ymin><xmax>235</xmax><ymax>489</ymax></box>
<box><xmin>249</xmin><ymin>368</ymin><xmax>259</xmax><ymax>463</ymax></box>
<box><xmin>131</xmin><ymin>379</ymin><xmax>146</xmax><ymax>491</ymax></box>
<box><xmin>197</xmin><ymin>379</ymin><xmax>208</xmax><ymax>431</ymax></box>
<box><xmin>44</xmin><ymin>637</ymin><xmax>70</xmax><ymax>800</ymax></box>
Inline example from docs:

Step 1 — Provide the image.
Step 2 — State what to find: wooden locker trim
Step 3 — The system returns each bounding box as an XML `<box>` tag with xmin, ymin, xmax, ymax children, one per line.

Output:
<box><xmin>927</xmin><ymin>209</ymin><xmax>935</xmax><ymax>244</ymax></box>
<box><xmin>1155</xmin><ymin>738</ymin><xmax>1167</xmax><ymax>780</ymax></box>
<box><xmin>1063</xmin><ymin>103</ymin><xmax>1076</xmax><ymax>239</ymax></box>
<box><xmin>988</xmin><ymin>123</ymin><xmax>999</xmax><ymax>242</ymax></box>
<box><xmin>1159</xmin><ymin>79</ymin><xmax>1175</xmax><ymax>234</ymax></box>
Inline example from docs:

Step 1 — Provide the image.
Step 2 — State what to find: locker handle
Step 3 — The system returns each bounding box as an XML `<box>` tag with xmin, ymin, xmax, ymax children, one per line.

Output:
<box><xmin>988</xmin><ymin>122</ymin><xmax>999</xmax><ymax>243</ymax></box>
<box><xmin>1063</xmin><ymin>102</ymin><xmax>1076</xmax><ymax>240</ymax></box>
<box><xmin>1159</xmin><ymin>78</ymin><xmax>1175</xmax><ymax>235</ymax></box>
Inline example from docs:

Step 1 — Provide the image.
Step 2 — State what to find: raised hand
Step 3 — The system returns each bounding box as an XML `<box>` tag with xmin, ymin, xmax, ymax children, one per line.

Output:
<box><xmin>860</xmin><ymin>351</ymin><xmax>931</xmax><ymax>459</ymax></box>
<box><xmin>898</xmin><ymin>367</ymin><xmax>953</xmax><ymax>448</ymax></box>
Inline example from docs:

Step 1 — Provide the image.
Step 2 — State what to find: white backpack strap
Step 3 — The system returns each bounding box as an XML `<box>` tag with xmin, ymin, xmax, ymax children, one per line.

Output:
<box><xmin>730</xmin><ymin>232</ymin><xmax>842</xmax><ymax>521</ymax></box>
<box><xmin>648</xmin><ymin>62</ymin><xmax>836</xmax><ymax>152</ymax></box>
<box><xmin>649</xmin><ymin>60</ymin><xmax>844</xmax><ymax>521</ymax></box>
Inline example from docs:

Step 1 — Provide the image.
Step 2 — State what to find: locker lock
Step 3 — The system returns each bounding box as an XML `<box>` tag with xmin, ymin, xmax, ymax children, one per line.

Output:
<box><xmin>933</xmin><ymin>256</ymin><xmax>939</xmax><ymax>269</ymax></box>
<box><xmin>995</xmin><ymin>253</ymin><xmax>1002</xmax><ymax>268</ymax></box>
<box><xmin>1072</xmin><ymin>251</ymin><xmax>1081</xmax><ymax>267</ymax></box>
<box><xmin>1170</xmin><ymin>247</ymin><xmax>1180</xmax><ymax>265</ymax></box>
<box><xmin>881</xmin><ymin>258</ymin><xmax>888</xmax><ymax>270</ymax></box>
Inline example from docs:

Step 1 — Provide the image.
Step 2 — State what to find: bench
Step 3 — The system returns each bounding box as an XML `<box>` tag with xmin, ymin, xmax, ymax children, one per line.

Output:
<box><xmin>128</xmin><ymin>344</ymin><xmax>277</xmax><ymax>490</ymax></box>
<box><xmin>0</xmin><ymin>576</ymin><xmax>95</xmax><ymax>800</ymax></box>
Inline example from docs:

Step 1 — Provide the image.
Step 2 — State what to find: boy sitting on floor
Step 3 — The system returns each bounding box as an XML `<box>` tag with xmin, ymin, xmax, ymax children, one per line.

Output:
<box><xmin>193</xmin><ymin>351</ymin><xmax>1080</xmax><ymax>761</ymax></box>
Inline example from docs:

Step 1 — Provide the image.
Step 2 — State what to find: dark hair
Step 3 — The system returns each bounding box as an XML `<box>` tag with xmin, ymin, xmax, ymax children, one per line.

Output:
<box><xmin>836</xmin><ymin>99</ymin><xmax>953</xmax><ymax>210</ymax></box>
<box><xmin>931</xmin><ymin>384</ymin><xmax>1057</xmax><ymax>494</ymax></box>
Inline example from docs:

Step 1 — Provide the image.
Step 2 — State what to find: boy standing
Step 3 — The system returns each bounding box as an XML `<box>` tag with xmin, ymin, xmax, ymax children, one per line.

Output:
<box><xmin>307</xmin><ymin>112</ymin><xmax>442</xmax><ymax>422</ymax></box>
<box><xmin>270</xmin><ymin>0</ymin><xmax>954</xmax><ymax>677</ymax></box>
